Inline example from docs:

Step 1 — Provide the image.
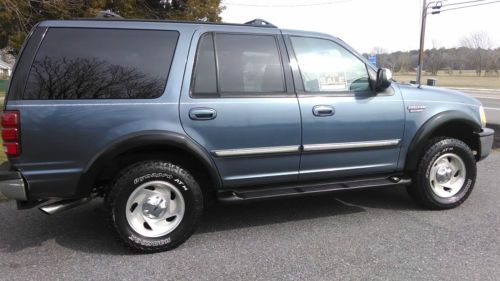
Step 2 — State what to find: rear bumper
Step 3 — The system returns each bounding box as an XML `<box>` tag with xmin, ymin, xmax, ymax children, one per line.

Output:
<box><xmin>477</xmin><ymin>128</ymin><xmax>495</xmax><ymax>161</ymax></box>
<box><xmin>0</xmin><ymin>167</ymin><xmax>27</xmax><ymax>201</ymax></box>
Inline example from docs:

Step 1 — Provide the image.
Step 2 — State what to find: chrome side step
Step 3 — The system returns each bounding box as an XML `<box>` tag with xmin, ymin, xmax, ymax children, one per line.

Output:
<box><xmin>39</xmin><ymin>197</ymin><xmax>93</xmax><ymax>215</ymax></box>
<box><xmin>217</xmin><ymin>175</ymin><xmax>411</xmax><ymax>203</ymax></box>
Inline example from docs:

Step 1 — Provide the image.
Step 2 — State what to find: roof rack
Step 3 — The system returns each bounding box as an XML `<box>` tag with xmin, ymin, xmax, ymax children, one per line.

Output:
<box><xmin>244</xmin><ymin>19</ymin><xmax>277</xmax><ymax>28</ymax></box>
<box><xmin>73</xmin><ymin>17</ymin><xmax>278</xmax><ymax>29</ymax></box>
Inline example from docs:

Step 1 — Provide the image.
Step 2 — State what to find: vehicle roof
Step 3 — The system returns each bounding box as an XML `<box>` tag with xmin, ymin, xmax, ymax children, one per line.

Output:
<box><xmin>37</xmin><ymin>19</ymin><xmax>339</xmax><ymax>39</ymax></box>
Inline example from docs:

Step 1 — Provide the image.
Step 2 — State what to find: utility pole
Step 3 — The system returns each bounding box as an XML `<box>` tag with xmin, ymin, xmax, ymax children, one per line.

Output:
<box><xmin>417</xmin><ymin>0</ymin><xmax>428</xmax><ymax>88</ymax></box>
<box><xmin>416</xmin><ymin>0</ymin><xmax>500</xmax><ymax>87</ymax></box>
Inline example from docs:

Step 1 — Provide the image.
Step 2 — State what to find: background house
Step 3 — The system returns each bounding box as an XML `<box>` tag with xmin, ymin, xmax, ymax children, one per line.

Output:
<box><xmin>0</xmin><ymin>60</ymin><xmax>12</xmax><ymax>79</ymax></box>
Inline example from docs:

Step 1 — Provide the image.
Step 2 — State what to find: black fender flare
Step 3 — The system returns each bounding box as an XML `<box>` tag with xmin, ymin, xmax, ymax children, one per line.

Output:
<box><xmin>405</xmin><ymin>110</ymin><xmax>481</xmax><ymax>171</ymax></box>
<box><xmin>75</xmin><ymin>131</ymin><xmax>222</xmax><ymax>197</ymax></box>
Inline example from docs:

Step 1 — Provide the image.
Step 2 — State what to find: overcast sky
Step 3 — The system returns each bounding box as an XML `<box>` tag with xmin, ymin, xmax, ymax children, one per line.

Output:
<box><xmin>221</xmin><ymin>0</ymin><xmax>500</xmax><ymax>54</ymax></box>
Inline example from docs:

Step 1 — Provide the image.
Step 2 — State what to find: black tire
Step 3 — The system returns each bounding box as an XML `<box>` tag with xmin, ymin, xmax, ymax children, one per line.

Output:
<box><xmin>105</xmin><ymin>160</ymin><xmax>204</xmax><ymax>253</ymax></box>
<box><xmin>407</xmin><ymin>138</ymin><xmax>477</xmax><ymax>210</ymax></box>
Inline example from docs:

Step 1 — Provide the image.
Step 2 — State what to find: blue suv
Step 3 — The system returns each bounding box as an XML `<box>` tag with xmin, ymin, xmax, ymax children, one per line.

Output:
<box><xmin>0</xmin><ymin>19</ymin><xmax>494</xmax><ymax>252</ymax></box>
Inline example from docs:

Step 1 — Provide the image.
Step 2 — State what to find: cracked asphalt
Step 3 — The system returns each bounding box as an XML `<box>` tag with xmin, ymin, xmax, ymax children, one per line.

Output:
<box><xmin>1</xmin><ymin>152</ymin><xmax>499</xmax><ymax>281</ymax></box>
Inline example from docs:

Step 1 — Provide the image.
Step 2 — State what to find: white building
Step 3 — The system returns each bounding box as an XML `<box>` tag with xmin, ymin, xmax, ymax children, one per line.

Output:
<box><xmin>0</xmin><ymin>60</ymin><xmax>12</xmax><ymax>78</ymax></box>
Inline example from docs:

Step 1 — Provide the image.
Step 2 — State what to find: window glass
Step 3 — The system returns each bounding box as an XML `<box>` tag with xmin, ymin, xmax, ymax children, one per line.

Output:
<box><xmin>291</xmin><ymin>37</ymin><xmax>370</xmax><ymax>92</ymax></box>
<box><xmin>215</xmin><ymin>33</ymin><xmax>285</xmax><ymax>94</ymax></box>
<box><xmin>192</xmin><ymin>33</ymin><xmax>217</xmax><ymax>96</ymax></box>
<box><xmin>24</xmin><ymin>28</ymin><xmax>179</xmax><ymax>99</ymax></box>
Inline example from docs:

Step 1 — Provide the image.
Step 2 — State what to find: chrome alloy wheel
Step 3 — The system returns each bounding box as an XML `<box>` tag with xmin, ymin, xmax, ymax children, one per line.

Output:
<box><xmin>125</xmin><ymin>181</ymin><xmax>185</xmax><ymax>238</ymax></box>
<box><xmin>429</xmin><ymin>153</ymin><xmax>466</xmax><ymax>198</ymax></box>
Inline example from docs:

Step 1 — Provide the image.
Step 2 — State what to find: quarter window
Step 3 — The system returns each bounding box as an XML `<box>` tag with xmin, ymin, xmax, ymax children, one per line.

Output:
<box><xmin>192</xmin><ymin>33</ymin><xmax>285</xmax><ymax>97</ymax></box>
<box><xmin>24</xmin><ymin>28</ymin><xmax>179</xmax><ymax>99</ymax></box>
<box><xmin>290</xmin><ymin>37</ymin><xmax>370</xmax><ymax>93</ymax></box>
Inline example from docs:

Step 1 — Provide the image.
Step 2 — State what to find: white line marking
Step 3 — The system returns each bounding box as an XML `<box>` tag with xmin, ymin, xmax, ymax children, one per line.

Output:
<box><xmin>468</xmin><ymin>95</ymin><xmax>500</xmax><ymax>100</ymax></box>
<box><xmin>484</xmin><ymin>107</ymin><xmax>500</xmax><ymax>111</ymax></box>
<box><xmin>452</xmin><ymin>87</ymin><xmax>500</xmax><ymax>92</ymax></box>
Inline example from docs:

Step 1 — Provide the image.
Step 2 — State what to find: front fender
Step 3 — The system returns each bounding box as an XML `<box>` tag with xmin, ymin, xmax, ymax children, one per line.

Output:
<box><xmin>404</xmin><ymin>110</ymin><xmax>482</xmax><ymax>171</ymax></box>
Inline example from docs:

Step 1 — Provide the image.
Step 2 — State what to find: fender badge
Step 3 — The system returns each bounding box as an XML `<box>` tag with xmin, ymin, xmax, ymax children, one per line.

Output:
<box><xmin>407</xmin><ymin>105</ymin><xmax>426</xmax><ymax>113</ymax></box>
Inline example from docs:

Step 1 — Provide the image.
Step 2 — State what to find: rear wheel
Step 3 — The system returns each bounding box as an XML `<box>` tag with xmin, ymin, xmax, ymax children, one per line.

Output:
<box><xmin>105</xmin><ymin>160</ymin><xmax>203</xmax><ymax>253</ymax></box>
<box><xmin>407</xmin><ymin>138</ymin><xmax>477</xmax><ymax>209</ymax></box>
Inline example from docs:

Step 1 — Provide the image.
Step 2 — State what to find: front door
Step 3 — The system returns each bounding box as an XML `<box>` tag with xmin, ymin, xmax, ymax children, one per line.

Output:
<box><xmin>180</xmin><ymin>28</ymin><xmax>301</xmax><ymax>188</ymax></box>
<box><xmin>285</xmin><ymin>35</ymin><xmax>405</xmax><ymax>181</ymax></box>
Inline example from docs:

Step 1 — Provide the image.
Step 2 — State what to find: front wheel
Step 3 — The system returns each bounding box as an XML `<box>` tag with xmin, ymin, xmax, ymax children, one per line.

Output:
<box><xmin>407</xmin><ymin>138</ymin><xmax>477</xmax><ymax>210</ymax></box>
<box><xmin>105</xmin><ymin>161</ymin><xmax>204</xmax><ymax>253</ymax></box>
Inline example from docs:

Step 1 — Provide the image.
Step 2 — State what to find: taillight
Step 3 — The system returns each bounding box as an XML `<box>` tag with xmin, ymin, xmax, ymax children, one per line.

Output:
<box><xmin>1</xmin><ymin>111</ymin><xmax>20</xmax><ymax>157</ymax></box>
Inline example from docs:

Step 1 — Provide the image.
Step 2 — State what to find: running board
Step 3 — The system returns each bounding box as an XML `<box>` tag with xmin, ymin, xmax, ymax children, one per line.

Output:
<box><xmin>217</xmin><ymin>175</ymin><xmax>411</xmax><ymax>203</ymax></box>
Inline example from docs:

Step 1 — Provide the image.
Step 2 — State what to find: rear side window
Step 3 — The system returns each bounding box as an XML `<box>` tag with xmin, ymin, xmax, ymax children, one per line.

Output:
<box><xmin>192</xmin><ymin>32</ymin><xmax>285</xmax><ymax>98</ymax></box>
<box><xmin>24</xmin><ymin>28</ymin><xmax>179</xmax><ymax>99</ymax></box>
<box><xmin>192</xmin><ymin>33</ymin><xmax>218</xmax><ymax>96</ymax></box>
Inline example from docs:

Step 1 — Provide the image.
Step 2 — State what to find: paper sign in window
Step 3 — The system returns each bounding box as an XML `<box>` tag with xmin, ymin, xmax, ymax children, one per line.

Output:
<box><xmin>318</xmin><ymin>72</ymin><xmax>347</xmax><ymax>91</ymax></box>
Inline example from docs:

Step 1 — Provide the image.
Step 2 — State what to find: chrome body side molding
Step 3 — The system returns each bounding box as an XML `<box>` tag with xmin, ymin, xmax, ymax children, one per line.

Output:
<box><xmin>212</xmin><ymin>145</ymin><xmax>300</xmax><ymax>157</ymax></box>
<box><xmin>212</xmin><ymin>139</ymin><xmax>401</xmax><ymax>157</ymax></box>
<box><xmin>303</xmin><ymin>139</ymin><xmax>401</xmax><ymax>152</ymax></box>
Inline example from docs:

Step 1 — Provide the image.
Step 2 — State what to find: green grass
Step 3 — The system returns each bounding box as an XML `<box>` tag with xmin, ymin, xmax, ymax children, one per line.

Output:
<box><xmin>394</xmin><ymin>70</ymin><xmax>500</xmax><ymax>90</ymax></box>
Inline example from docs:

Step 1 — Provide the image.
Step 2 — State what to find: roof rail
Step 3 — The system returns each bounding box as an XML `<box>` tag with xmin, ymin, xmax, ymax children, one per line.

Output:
<box><xmin>244</xmin><ymin>19</ymin><xmax>277</xmax><ymax>28</ymax></box>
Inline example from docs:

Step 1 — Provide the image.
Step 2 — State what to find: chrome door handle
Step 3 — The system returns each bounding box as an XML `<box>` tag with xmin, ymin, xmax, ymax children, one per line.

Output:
<box><xmin>189</xmin><ymin>108</ymin><xmax>217</xmax><ymax>120</ymax></box>
<box><xmin>312</xmin><ymin>105</ymin><xmax>335</xmax><ymax>117</ymax></box>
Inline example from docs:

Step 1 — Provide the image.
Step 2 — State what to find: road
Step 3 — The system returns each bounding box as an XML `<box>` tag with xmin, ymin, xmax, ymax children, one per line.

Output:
<box><xmin>464</xmin><ymin>90</ymin><xmax>500</xmax><ymax>149</ymax></box>
<box><xmin>1</xmin><ymin>152</ymin><xmax>500</xmax><ymax>280</ymax></box>
<box><xmin>0</xmin><ymin>89</ymin><xmax>499</xmax><ymax>280</ymax></box>
<box><xmin>465</xmin><ymin>90</ymin><xmax>500</xmax><ymax>125</ymax></box>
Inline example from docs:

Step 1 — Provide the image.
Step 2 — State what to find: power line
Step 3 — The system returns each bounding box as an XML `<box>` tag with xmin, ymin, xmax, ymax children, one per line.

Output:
<box><xmin>222</xmin><ymin>0</ymin><xmax>352</xmax><ymax>8</ymax></box>
<box><xmin>431</xmin><ymin>0</ymin><xmax>500</xmax><ymax>13</ymax></box>
<box><xmin>439</xmin><ymin>0</ymin><xmax>490</xmax><ymax>7</ymax></box>
<box><xmin>440</xmin><ymin>0</ymin><xmax>500</xmax><ymax>12</ymax></box>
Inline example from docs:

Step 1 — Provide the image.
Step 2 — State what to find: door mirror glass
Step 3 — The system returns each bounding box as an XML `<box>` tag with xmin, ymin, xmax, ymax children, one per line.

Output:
<box><xmin>374</xmin><ymin>68</ymin><xmax>392</xmax><ymax>92</ymax></box>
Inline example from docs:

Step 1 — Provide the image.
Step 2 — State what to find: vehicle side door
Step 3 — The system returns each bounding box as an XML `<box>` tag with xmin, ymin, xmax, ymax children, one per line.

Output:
<box><xmin>180</xmin><ymin>27</ymin><xmax>301</xmax><ymax>188</ymax></box>
<box><xmin>284</xmin><ymin>34</ymin><xmax>405</xmax><ymax>181</ymax></box>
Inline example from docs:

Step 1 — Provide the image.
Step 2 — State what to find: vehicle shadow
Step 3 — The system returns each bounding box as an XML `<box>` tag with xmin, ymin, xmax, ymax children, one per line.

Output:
<box><xmin>197</xmin><ymin>185</ymin><xmax>416</xmax><ymax>235</ymax></box>
<box><xmin>0</xmin><ymin>185</ymin><xmax>417</xmax><ymax>255</ymax></box>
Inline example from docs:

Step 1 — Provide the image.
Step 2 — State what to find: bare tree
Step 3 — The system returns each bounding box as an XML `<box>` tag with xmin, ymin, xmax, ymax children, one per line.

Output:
<box><xmin>426</xmin><ymin>48</ymin><xmax>443</xmax><ymax>76</ymax></box>
<box><xmin>25</xmin><ymin>57</ymin><xmax>164</xmax><ymax>99</ymax></box>
<box><xmin>396</xmin><ymin>52</ymin><xmax>412</xmax><ymax>73</ymax></box>
<box><xmin>460</xmin><ymin>31</ymin><xmax>493</xmax><ymax>76</ymax></box>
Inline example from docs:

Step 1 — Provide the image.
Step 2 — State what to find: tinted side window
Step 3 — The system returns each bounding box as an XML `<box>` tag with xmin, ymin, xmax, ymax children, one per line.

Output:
<box><xmin>24</xmin><ymin>28</ymin><xmax>179</xmax><ymax>99</ymax></box>
<box><xmin>290</xmin><ymin>37</ymin><xmax>370</xmax><ymax>93</ymax></box>
<box><xmin>191</xmin><ymin>33</ymin><xmax>285</xmax><ymax>97</ymax></box>
<box><xmin>192</xmin><ymin>33</ymin><xmax>217</xmax><ymax>96</ymax></box>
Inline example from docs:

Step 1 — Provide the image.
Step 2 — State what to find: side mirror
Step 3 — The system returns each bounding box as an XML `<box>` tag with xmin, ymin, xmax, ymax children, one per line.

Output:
<box><xmin>374</xmin><ymin>68</ymin><xmax>392</xmax><ymax>92</ymax></box>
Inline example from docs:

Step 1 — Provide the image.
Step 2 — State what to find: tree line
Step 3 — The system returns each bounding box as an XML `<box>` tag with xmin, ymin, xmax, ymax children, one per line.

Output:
<box><xmin>365</xmin><ymin>31</ymin><xmax>499</xmax><ymax>77</ymax></box>
<box><xmin>0</xmin><ymin>0</ymin><xmax>224</xmax><ymax>55</ymax></box>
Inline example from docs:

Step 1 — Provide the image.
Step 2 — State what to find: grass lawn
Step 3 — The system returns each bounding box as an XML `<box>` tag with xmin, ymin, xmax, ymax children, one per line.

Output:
<box><xmin>393</xmin><ymin>70</ymin><xmax>500</xmax><ymax>89</ymax></box>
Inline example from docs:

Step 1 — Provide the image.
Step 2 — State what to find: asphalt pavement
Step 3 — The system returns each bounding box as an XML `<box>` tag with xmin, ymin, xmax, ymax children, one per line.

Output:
<box><xmin>465</xmin><ymin>90</ymin><xmax>500</xmax><ymax>149</ymax></box>
<box><xmin>1</xmin><ymin>151</ymin><xmax>500</xmax><ymax>281</ymax></box>
<box><xmin>1</xmin><ymin>88</ymin><xmax>499</xmax><ymax>281</ymax></box>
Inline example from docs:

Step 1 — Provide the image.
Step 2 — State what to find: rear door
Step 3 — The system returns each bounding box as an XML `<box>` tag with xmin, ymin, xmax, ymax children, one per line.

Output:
<box><xmin>180</xmin><ymin>27</ymin><xmax>301</xmax><ymax>188</ymax></box>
